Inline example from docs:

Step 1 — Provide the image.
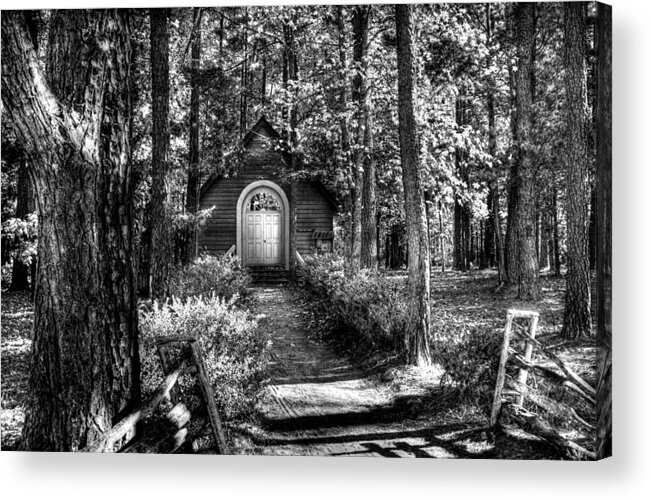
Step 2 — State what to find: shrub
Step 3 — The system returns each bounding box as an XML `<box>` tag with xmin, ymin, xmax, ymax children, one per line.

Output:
<box><xmin>299</xmin><ymin>255</ymin><xmax>408</xmax><ymax>352</ymax></box>
<box><xmin>435</xmin><ymin>326</ymin><xmax>503</xmax><ymax>412</ymax></box>
<box><xmin>139</xmin><ymin>294</ymin><xmax>270</xmax><ymax>421</ymax></box>
<box><xmin>168</xmin><ymin>254</ymin><xmax>252</xmax><ymax>304</ymax></box>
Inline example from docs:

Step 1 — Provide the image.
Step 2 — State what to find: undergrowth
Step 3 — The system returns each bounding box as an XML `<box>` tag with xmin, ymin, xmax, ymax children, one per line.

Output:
<box><xmin>168</xmin><ymin>254</ymin><xmax>252</xmax><ymax>305</ymax></box>
<box><xmin>139</xmin><ymin>294</ymin><xmax>270</xmax><ymax>422</ymax></box>
<box><xmin>298</xmin><ymin>255</ymin><xmax>407</xmax><ymax>355</ymax></box>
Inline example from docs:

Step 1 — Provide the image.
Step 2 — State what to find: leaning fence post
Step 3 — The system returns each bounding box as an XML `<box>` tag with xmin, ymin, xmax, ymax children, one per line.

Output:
<box><xmin>490</xmin><ymin>311</ymin><xmax>514</xmax><ymax>427</ymax></box>
<box><xmin>515</xmin><ymin>312</ymin><xmax>539</xmax><ymax>407</ymax></box>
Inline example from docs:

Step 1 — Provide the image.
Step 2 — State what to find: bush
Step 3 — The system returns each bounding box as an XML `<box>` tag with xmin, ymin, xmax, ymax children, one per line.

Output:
<box><xmin>139</xmin><ymin>294</ymin><xmax>270</xmax><ymax>421</ymax></box>
<box><xmin>435</xmin><ymin>327</ymin><xmax>503</xmax><ymax>412</ymax></box>
<box><xmin>168</xmin><ymin>254</ymin><xmax>252</xmax><ymax>304</ymax></box>
<box><xmin>299</xmin><ymin>255</ymin><xmax>408</xmax><ymax>352</ymax></box>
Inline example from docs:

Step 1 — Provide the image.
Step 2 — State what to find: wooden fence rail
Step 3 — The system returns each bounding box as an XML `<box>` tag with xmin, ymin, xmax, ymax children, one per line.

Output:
<box><xmin>84</xmin><ymin>336</ymin><xmax>228</xmax><ymax>454</ymax></box>
<box><xmin>490</xmin><ymin>309</ymin><xmax>596</xmax><ymax>460</ymax></box>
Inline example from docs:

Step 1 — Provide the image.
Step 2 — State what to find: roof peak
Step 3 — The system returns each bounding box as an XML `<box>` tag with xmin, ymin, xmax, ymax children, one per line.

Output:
<box><xmin>242</xmin><ymin>116</ymin><xmax>280</xmax><ymax>146</ymax></box>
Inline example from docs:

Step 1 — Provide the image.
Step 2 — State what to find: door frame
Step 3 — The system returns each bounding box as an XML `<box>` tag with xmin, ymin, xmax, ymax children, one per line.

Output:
<box><xmin>236</xmin><ymin>180</ymin><xmax>290</xmax><ymax>270</ymax></box>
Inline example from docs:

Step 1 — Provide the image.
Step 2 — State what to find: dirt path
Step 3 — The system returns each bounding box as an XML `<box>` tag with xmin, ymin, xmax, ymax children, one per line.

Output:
<box><xmin>245</xmin><ymin>287</ymin><xmax>484</xmax><ymax>458</ymax></box>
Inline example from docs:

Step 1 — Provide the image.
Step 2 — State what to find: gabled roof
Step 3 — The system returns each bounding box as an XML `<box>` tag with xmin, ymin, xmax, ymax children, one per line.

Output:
<box><xmin>198</xmin><ymin>117</ymin><xmax>339</xmax><ymax>212</ymax></box>
<box><xmin>241</xmin><ymin>116</ymin><xmax>280</xmax><ymax>146</ymax></box>
<box><xmin>199</xmin><ymin>117</ymin><xmax>282</xmax><ymax>197</ymax></box>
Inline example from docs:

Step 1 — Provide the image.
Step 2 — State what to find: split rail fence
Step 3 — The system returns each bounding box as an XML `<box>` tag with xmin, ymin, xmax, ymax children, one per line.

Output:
<box><xmin>84</xmin><ymin>336</ymin><xmax>228</xmax><ymax>454</ymax></box>
<box><xmin>491</xmin><ymin>309</ymin><xmax>596</xmax><ymax>460</ymax></box>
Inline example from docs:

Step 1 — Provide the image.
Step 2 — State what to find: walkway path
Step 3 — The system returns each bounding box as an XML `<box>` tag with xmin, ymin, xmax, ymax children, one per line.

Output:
<box><xmin>246</xmin><ymin>287</ymin><xmax>483</xmax><ymax>458</ymax></box>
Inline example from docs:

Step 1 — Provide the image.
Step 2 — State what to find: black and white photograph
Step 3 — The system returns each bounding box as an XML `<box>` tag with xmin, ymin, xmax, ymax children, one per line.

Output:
<box><xmin>0</xmin><ymin>0</ymin><xmax>617</xmax><ymax>472</ymax></box>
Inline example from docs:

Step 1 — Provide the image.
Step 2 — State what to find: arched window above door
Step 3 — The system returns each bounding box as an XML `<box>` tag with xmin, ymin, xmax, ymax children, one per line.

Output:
<box><xmin>248</xmin><ymin>191</ymin><xmax>281</xmax><ymax>211</ymax></box>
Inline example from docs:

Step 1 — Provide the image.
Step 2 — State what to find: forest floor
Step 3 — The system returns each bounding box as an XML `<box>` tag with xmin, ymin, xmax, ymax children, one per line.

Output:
<box><xmin>1</xmin><ymin>269</ymin><xmax>596</xmax><ymax>457</ymax></box>
<box><xmin>232</xmin><ymin>273</ymin><xmax>595</xmax><ymax>458</ymax></box>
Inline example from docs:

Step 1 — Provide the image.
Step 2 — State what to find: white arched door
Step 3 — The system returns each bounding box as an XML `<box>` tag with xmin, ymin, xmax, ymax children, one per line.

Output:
<box><xmin>243</xmin><ymin>187</ymin><xmax>284</xmax><ymax>265</ymax></box>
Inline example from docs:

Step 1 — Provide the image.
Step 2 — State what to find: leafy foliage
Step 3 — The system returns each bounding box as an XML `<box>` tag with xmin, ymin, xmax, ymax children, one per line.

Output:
<box><xmin>299</xmin><ymin>255</ymin><xmax>407</xmax><ymax>352</ymax></box>
<box><xmin>1</xmin><ymin>213</ymin><xmax>38</xmax><ymax>266</ymax></box>
<box><xmin>168</xmin><ymin>253</ymin><xmax>252</xmax><ymax>304</ymax></box>
<box><xmin>436</xmin><ymin>326</ymin><xmax>503</xmax><ymax>412</ymax></box>
<box><xmin>139</xmin><ymin>294</ymin><xmax>269</xmax><ymax>420</ymax></box>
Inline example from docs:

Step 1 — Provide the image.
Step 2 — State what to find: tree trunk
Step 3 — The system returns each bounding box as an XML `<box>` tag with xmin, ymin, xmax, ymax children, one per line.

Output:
<box><xmin>185</xmin><ymin>7</ymin><xmax>202</xmax><ymax>263</ymax></box>
<box><xmin>561</xmin><ymin>2</ymin><xmax>592</xmax><ymax>339</ymax></box>
<box><xmin>335</xmin><ymin>6</ymin><xmax>353</xmax><ymax>264</ymax></box>
<box><xmin>360</xmin><ymin>109</ymin><xmax>377</xmax><ymax>269</ymax></box>
<box><xmin>2</xmin><ymin>10</ymin><xmax>140</xmax><ymax>451</ymax></box>
<box><xmin>149</xmin><ymin>8</ymin><xmax>173</xmax><ymax>300</ymax></box>
<box><xmin>395</xmin><ymin>4</ymin><xmax>432</xmax><ymax>366</ymax></box>
<box><xmin>10</xmin><ymin>157</ymin><xmax>34</xmax><ymax>291</ymax></box>
<box><xmin>595</xmin><ymin>1</ymin><xmax>612</xmax><ymax>460</ymax></box>
<box><xmin>485</xmin><ymin>3</ymin><xmax>506</xmax><ymax>284</ymax></box>
<box><xmin>539</xmin><ymin>208</ymin><xmax>550</xmax><ymax>270</ymax></box>
<box><xmin>505</xmin><ymin>3</ymin><xmax>540</xmax><ymax>300</ymax></box>
<box><xmin>282</xmin><ymin>15</ymin><xmax>299</xmax><ymax>281</ymax></box>
<box><xmin>552</xmin><ymin>183</ymin><xmax>562</xmax><ymax>276</ymax></box>
<box><xmin>438</xmin><ymin>201</ymin><xmax>446</xmax><ymax>272</ymax></box>
<box><xmin>348</xmin><ymin>5</ymin><xmax>370</xmax><ymax>274</ymax></box>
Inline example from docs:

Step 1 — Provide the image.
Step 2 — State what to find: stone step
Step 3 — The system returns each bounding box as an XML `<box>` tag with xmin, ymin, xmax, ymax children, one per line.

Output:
<box><xmin>248</xmin><ymin>267</ymin><xmax>291</xmax><ymax>286</ymax></box>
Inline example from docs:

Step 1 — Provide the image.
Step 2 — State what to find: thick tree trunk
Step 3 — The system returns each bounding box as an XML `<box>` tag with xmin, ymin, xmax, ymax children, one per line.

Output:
<box><xmin>395</xmin><ymin>4</ymin><xmax>432</xmax><ymax>366</ymax></box>
<box><xmin>561</xmin><ymin>2</ymin><xmax>592</xmax><ymax>339</ymax></box>
<box><xmin>505</xmin><ymin>3</ymin><xmax>540</xmax><ymax>300</ymax></box>
<box><xmin>185</xmin><ymin>7</ymin><xmax>202</xmax><ymax>263</ymax></box>
<box><xmin>149</xmin><ymin>8</ymin><xmax>173</xmax><ymax>300</ymax></box>
<box><xmin>595</xmin><ymin>2</ymin><xmax>612</xmax><ymax>460</ymax></box>
<box><xmin>2</xmin><ymin>10</ymin><xmax>140</xmax><ymax>451</ymax></box>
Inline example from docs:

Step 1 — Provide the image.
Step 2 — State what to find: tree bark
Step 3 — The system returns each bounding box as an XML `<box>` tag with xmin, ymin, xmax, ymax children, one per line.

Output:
<box><xmin>595</xmin><ymin>1</ymin><xmax>612</xmax><ymax>460</ymax></box>
<box><xmin>2</xmin><ymin>10</ymin><xmax>140</xmax><ymax>451</ymax></box>
<box><xmin>149</xmin><ymin>8</ymin><xmax>173</xmax><ymax>300</ymax></box>
<box><xmin>395</xmin><ymin>4</ymin><xmax>432</xmax><ymax>366</ymax></box>
<box><xmin>486</xmin><ymin>14</ymin><xmax>506</xmax><ymax>282</ymax></box>
<box><xmin>360</xmin><ymin>108</ymin><xmax>377</xmax><ymax>269</ymax></box>
<box><xmin>185</xmin><ymin>7</ymin><xmax>202</xmax><ymax>263</ymax></box>
<box><xmin>348</xmin><ymin>5</ymin><xmax>370</xmax><ymax>274</ymax></box>
<box><xmin>552</xmin><ymin>183</ymin><xmax>562</xmax><ymax>276</ymax></box>
<box><xmin>505</xmin><ymin>3</ymin><xmax>540</xmax><ymax>300</ymax></box>
<box><xmin>561</xmin><ymin>2</ymin><xmax>592</xmax><ymax>339</ymax></box>
<box><xmin>282</xmin><ymin>15</ymin><xmax>299</xmax><ymax>281</ymax></box>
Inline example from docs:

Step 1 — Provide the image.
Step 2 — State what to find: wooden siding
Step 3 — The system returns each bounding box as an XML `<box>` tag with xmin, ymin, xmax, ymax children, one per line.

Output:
<box><xmin>296</xmin><ymin>183</ymin><xmax>333</xmax><ymax>256</ymax></box>
<box><xmin>197</xmin><ymin>120</ymin><xmax>334</xmax><ymax>263</ymax></box>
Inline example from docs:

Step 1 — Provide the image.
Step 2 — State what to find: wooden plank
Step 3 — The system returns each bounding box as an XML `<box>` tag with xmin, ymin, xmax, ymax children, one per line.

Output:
<box><xmin>490</xmin><ymin>311</ymin><xmax>514</xmax><ymax>427</ymax></box>
<box><xmin>188</xmin><ymin>341</ymin><xmax>229</xmax><ymax>455</ymax></box>
<box><xmin>515</xmin><ymin>314</ymin><xmax>539</xmax><ymax>407</ymax></box>
<box><xmin>506</xmin><ymin>376</ymin><xmax>595</xmax><ymax>431</ymax></box>
<box><xmin>156</xmin><ymin>343</ymin><xmax>181</xmax><ymax>404</ymax></box>
<box><xmin>508</xmin><ymin>349</ymin><xmax>596</xmax><ymax>405</ymax></box>
<box><xmin>511</xmin><ymin>322</ymin><xmax>596</xmax><ymax>397</ymax></box>
<box><xmin>503</xmin><ymin>404</ymin><xmax>596</xmax><ymax>460</ymax></box>
<box><xmin>84</xmin><ymin>357</ymin><xmax>190</xmax><ymax>453</ymax></box>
